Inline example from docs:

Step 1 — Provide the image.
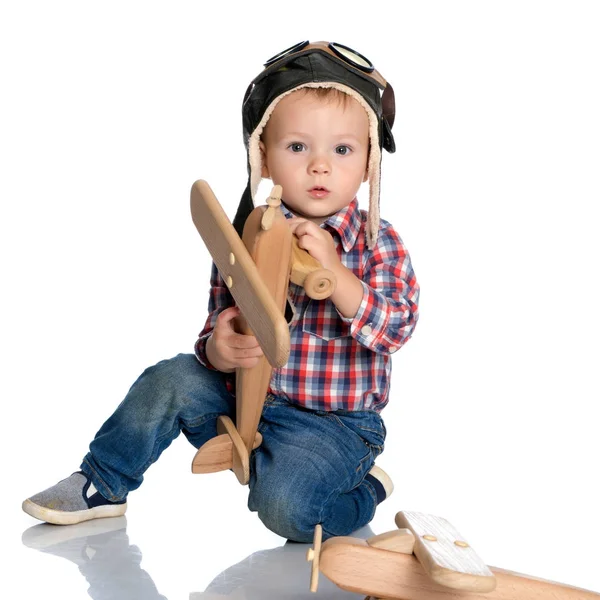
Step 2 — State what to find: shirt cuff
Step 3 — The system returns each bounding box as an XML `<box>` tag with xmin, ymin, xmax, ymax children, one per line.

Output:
<box><xmin>339</xmin><ymin>281</ymin><xmax>399</xmax><ymax>354</ymax></box>
<box><xmin>194</xmin><ymin>334</ymin><xmax>219</xmax><ymax>370</ymax></box>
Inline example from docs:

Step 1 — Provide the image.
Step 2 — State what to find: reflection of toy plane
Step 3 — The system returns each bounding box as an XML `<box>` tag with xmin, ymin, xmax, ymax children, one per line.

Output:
<box><xmin>307</xmin><ymin>510</ymin><xmax>600</xmax><ymax>600</ymax></box>
<box><xmin>189</xmin><ymin>180</ymin><xmax>336</xmax><ymax>484</ymax></box>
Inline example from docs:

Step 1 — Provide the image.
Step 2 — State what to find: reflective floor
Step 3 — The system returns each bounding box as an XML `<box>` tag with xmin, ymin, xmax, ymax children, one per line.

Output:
<box><xmin>19</xmin><ymin>516</ymin><xmax>367</xmax><ymax>599</ymax></box>
<box><xmin>11</xmin><ymin>457</ymin><xmax>600</xmax><ymax>600</ymax></box>
<box><xmin>13</xmin><ymin>454</ymin><xmax>386</xmax><ymax>600</ymax></box>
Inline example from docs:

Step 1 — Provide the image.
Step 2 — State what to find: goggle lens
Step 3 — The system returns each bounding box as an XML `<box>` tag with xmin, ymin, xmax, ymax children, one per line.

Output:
<box><xmin>263</xmin><ymin>41</ymin><xmax>375</xmax><ymax>74</ymax></box>
<box><xmin>264</xmin><ymin>41</ymin><xmax>309</xmax><ymax>67</ymax></box>
<box><xmin>328</xmin><ymin>42</ymin><xmax>374</xmax><ymax>73</ymax></box>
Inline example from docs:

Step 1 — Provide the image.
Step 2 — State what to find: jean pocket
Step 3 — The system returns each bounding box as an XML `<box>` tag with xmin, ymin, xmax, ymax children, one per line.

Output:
<box><xmin>262</xmin><ymin>394</ymin><xmax>290</xmax><ymax>408</ymax></box>
<box><xmin>331</xmin><ymin>411</ymin><xmax>386</xmax><ymax>458</ymax></box>
<box><xmin>301</xmin><ymin>299</ymin><xmax>351</xmax><ymax>341</ymax></box>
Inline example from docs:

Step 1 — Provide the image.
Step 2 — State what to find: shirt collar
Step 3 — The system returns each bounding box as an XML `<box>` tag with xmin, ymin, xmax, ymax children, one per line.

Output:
<box><xmin>280</xmin><ymin>198</ymin><xmax>362</xmax><ymax>252</ymax></box>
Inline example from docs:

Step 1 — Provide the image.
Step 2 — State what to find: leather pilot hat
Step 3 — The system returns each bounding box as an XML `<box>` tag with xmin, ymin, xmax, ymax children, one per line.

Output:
<box><xmin>233</xmin><ymin>41</ymin><xmax>396</xmax><ymax>249</ymax></box>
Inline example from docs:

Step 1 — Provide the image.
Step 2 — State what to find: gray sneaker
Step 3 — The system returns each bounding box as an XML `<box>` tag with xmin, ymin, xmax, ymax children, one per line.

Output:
<box><xmin>22</xmin><ymin>472</ymin><xmax>127</xmax><ymax>525</ymax></box>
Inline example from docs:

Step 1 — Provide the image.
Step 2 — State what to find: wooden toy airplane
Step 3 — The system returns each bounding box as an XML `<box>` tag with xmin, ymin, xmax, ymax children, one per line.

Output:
<box><xmin>306</xmin><ymin>510</ymin><xmax>600</xmax><ymax>600</ymax></box>
<box><xmin>189</xmin><ymin>179</ymin><xmax>336</xmax><ymax>484</ymax></box>
<box><xmin>188</xmin><ymin>180</ymin><xmax>598</xmax><ymax>599</ymax></box>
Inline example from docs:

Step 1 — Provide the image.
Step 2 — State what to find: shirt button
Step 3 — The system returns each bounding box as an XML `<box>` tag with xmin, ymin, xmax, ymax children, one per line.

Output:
<box><xmin>361</xmin><ymin>325</ymin><xmax>373</xmax><ymax>336</ymax></box>
<box><xmin>390</xmin><ymin>346</ymin><xmax>399</xmax><ymax>353</ymax></box>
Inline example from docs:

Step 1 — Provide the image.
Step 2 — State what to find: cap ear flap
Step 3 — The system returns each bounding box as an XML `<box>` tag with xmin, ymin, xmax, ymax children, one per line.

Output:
<box><xmin>242</xmin><ymin>82</ymin><xmax>254</xmax><ymax>106</ymax></box>
<box><xmin>382</xmin><ymin>83</ymin><xmax>395</xmax><ymax>129</ymax></box>
<box><xmin>381</xmin><ymin>83</ymin><xmax>396</xmax><ymax>153</ymax></box>
<box><xmin>382</xmin><ymin>118</ymin><xmax>396</xmax><ymax>153</ymax></box>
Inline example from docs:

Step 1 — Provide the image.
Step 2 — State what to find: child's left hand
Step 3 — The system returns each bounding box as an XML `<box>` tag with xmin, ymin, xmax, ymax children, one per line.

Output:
<box><xmin>288</xmin><ymin>218</ymin><xmax>340</xmax><ymax>271</ymax></box>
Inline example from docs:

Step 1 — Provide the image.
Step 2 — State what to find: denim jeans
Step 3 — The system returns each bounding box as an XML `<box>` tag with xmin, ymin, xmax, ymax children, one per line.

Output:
<box><xmin>81</xmin><ymin>353</ymin><xmax>386</xmax><ymax>542</ymax></box>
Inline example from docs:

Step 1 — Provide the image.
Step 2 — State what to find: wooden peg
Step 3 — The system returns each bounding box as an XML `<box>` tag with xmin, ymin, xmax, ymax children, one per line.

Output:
<box><xmin>266</xmin><ymin>184</ymin><xmax>282</xmax><ymax>207</ymax></box>
<box><xmin>261</xmin><ymin>184</ymin><xmax>283</xmax><ymax>230</ymax></box>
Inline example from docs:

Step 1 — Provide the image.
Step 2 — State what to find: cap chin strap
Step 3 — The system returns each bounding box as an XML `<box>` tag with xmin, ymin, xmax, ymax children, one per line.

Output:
<box><xmin>245</xmin><ymin>82</ymin><xmax>382</xmax><ymax>249</ymax></box>
<box><xmin>232</xmin><ymin>180</ymin><xmax>253</xmax><ymax>238</ymax></box>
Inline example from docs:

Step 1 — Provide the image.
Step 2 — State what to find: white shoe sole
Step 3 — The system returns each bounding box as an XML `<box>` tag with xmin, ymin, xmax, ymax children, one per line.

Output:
<box><xmin>22</xmin><ymin>499</ymin><xmax>127</xmax><ymax>525</ymax></box>
<box><xmin>369</xmin><ymin>465</ymin><xmax>394</xmax><ymax>498</ymax></box>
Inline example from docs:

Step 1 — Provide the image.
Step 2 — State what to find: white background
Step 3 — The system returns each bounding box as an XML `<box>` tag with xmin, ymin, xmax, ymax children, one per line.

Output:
<box><xmin>1</xmin><ymin>1</ymin><xmax>599</xmax><ymax>598</ymax></box>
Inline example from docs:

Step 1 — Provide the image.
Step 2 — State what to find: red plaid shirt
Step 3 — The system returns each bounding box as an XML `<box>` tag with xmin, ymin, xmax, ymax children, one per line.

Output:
<box><xmin>195</xmin><ymin>199</ymin><xmax>419</xmax><ymax>412</ymax></box>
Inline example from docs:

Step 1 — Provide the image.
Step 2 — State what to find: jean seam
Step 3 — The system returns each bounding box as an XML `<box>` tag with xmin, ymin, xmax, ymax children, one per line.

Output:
<box><xmin>360</xmin><ymin>446</ymin><xmax>379</xmax><ymax>521</ymax></box>
<box><xmin>135</xmin><ymin>422</ymin><xmax>180</xmax><ymax>478</ymax></box>
<box><xmin>355</xmin><ymin>425</ymin><xmax>383</xmax><ymax>435</ymax></box>
<box><xmin>318</xmin><ymin>466</ymin><xmax>352</xmax><ymax>533</ymax></box>
<box><xmin>82</xmin><ymin>458</ymin><xmax>124</xmax><ymax>502</ymax></box>
<box><xmin>364</xmin><ymin>475</ymin><xmax>379</xmax><ymax>520</ymax></box>
<box><xmin>326</xmin><ymin>413</ymin><xmax>377</xmax><ymax>472</ymax></box>
<box><xmin>356</xmin><ymin>449</ymin><xmax>373</xmax><ymax>474</ymax></box>
<box><xmin>328</xmin><ymin>414</ymin><xmax>385</xmax><ymax>452</ymax></box>
<box><xmin>182</xmin><ymin>411</ymin><xmax>229</xmax><ymax>430</ymax></box>
<box><xmin>317</xmin><ymin>444</ymin><xmax>374</xmax><ymax>535</ymax></box>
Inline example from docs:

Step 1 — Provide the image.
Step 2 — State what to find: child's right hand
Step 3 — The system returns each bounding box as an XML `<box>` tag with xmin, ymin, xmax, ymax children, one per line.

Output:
<box><xmin>205</xmin><ymin>306</ymin><xmax>264</xmax><ymax>372</ymax></box>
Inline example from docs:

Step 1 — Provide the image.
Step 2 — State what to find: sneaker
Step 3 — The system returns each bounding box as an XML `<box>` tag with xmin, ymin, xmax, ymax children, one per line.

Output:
<box><xmin>365</xmin><ymin>465</ymin><xmax>394</xmax><ymax>504</ymax></box>
<box><xmin>22</xmin><ymin>472</ymin><xmax>127</xmax><ymax>525</ymax></box>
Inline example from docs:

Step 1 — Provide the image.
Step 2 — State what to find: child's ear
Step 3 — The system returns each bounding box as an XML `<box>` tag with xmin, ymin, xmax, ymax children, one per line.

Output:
<box><xmin>363</xmin><ymin>167</ymin><xmax>369</xmax><ymax>183</ymax></box>
<box><xmin>259</xmin><ymin>141</ymin><xmax>270</xmax><ymax>179</ymax></box>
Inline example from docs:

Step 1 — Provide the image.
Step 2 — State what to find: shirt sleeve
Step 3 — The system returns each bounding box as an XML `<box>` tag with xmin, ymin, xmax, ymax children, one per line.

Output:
<box><xmin>194</xmin><ymin>262</ymin><xmax>235</xmax><ymax>369</ymax></box>
<box><xmin>341</xmin><ymin>224</ymin><xmax>420</xmax><ymax>355</ymax></box>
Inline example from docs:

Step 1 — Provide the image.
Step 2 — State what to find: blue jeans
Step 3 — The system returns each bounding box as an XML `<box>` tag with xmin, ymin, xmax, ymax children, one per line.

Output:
<box><xmin>81</xmin><ymin>354</ymin><xmax>386</xmax><ymax>542</ymax></box>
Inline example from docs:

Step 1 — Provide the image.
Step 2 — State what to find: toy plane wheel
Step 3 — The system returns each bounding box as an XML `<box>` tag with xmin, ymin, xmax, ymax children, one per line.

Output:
<box><xmin>304</xmin><ymin>270</ymin><xmax>336</xmax><ymax>300</ymax></box>
<box><xmin>306</xmin><ymin>524</ymin><xmax>322</xmax><ymax>592</ymax></box>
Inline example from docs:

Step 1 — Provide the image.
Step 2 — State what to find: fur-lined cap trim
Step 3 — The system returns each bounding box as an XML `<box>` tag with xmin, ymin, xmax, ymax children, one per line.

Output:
<box><xmin>248</xmin><ymin>82</ymin><xmax>382</xmax><ymax>248</ymax></box>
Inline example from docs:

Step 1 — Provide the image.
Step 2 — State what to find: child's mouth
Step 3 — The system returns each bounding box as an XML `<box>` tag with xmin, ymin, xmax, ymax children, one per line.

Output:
<box><xmin>308</xmin><ymin>186</ymin><xmax>330</xmax><ymax>198</ymax></box>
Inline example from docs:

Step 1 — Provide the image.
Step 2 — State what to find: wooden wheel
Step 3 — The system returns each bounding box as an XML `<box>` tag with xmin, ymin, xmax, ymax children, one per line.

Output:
<box><xmin>304</xmin><ymin>269</ymin><xmax>337</xmax><ymax>299</ymax></box>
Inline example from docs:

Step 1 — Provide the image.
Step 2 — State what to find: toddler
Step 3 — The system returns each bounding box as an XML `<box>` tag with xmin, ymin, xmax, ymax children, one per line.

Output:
<box><xmin>23</xmin><ymin>41</ymin><xmax>419</xmax><ymax>543</ymax></box>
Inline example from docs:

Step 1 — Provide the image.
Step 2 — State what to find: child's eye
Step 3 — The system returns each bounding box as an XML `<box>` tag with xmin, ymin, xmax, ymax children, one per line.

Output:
<box><xmin>288</xmin><ymin>142</ymin><xmax>305</xmax><ymax>153</ymax></box>
<box><xmin>335</xmin><ymin>145</ymin><xmax>352</xmax><ymax>155</ymax></box>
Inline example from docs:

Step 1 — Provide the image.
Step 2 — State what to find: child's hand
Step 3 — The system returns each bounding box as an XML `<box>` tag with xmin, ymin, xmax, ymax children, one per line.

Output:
<box><xmin>288</xmin><ymin>218</ymin><xmax>340</xmax><ymax>271</ymax></box>
<box><xmin>206</xmin><ymin>306</ymin><xmax>263</xmax><ymax>372</ymax></box>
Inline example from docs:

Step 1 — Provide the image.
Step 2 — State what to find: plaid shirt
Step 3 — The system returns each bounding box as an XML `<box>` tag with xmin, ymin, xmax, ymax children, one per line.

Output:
<box><xmin>195</xmin><ymin>199</ymin><xmax>419</xmax><ymax>412</ymax></box>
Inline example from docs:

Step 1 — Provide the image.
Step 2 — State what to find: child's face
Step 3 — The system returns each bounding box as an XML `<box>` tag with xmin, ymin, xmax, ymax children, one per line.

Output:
<box><xmin>259</xmin><ymin>90</ymin><xmax>369</xmax><ymax>224</ymax></box>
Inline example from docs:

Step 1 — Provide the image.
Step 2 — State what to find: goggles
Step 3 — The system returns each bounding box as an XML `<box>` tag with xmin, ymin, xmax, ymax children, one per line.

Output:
<box><xmin>259</xmin><ymin>40</ymin><xmax>395</xmax><ymax>130</ymax></box>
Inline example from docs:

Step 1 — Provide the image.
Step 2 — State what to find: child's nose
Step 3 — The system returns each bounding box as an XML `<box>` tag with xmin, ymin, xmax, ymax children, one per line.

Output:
<box><xmin>308</xmin><ymin>155</ymin><xmax>330</xmax><ymax>175</ymax></box>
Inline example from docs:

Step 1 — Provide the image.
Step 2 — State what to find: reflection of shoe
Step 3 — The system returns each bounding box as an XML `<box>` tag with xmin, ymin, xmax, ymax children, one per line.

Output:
<box><xmin>22</xmin><ymin>515</ymin><xmax>127</xmax><ymax>550</ymax></box>
<box><xmin>22</xmin><ymin>471</ymin><xmax>127</xmax><ymax>525</ymax></box>
<box><xmin>365</xmin><ymin>465</ymin><xmax>394</xmax><ymax>503</ymax></box>
<box><xmin>23</xmin><ymin>516</ymin><xmax>168</xmax><ymax>599</ymax></box>
<box><xmin>22</xmin><ymin>516</ymin><xmax>128</xmax><ymax>569</ymax></box>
